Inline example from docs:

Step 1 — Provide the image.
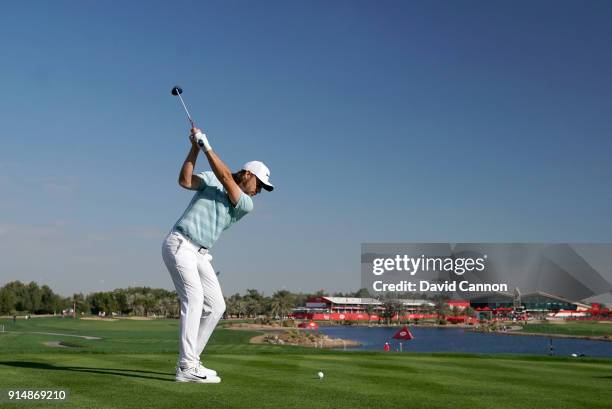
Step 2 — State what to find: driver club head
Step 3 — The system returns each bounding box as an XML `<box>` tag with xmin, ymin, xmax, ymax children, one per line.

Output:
<box><xmin>170</xmin><ymin>85</ymin><xmax>194</xmax><ymax>127</ymax></box>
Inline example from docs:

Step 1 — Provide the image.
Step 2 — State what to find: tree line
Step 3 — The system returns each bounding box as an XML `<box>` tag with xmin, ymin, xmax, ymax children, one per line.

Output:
<box><xmin>0</xmin><ymin>280</ymin><xmax>469</xmax><ymax>321</ymax></box>
<box><xmin>0</xmin><ymin>281</ymin><xmax>373</xmax><ymax>318</ymax></box>
<box><xmin>0</xmin><ymin>281</ymin><xmax>181</xmax><ymax>317</ymax></box>
<box><xmin>0</xmin><ymin>281</ymin><xmax>66</xmax><ymax>315</ymax></box>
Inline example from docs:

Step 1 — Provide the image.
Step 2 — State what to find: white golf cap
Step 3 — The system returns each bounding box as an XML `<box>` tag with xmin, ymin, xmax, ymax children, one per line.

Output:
<box><xmin>243</xmin><ymin>161</ymin><xmax>274</xmax><ymax>191</ymax></box>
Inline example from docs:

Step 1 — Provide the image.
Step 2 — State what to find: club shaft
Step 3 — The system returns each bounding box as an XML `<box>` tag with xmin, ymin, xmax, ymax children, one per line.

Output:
<box><xmin>177</xmin><ymin>93</ymin><xmax>195</xmax><ymax>127</ymax></box>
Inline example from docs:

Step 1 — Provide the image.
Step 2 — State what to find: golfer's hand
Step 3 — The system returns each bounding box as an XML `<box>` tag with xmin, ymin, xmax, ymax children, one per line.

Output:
<box><xmin>189</xmin><ymin>128</ymin><xmax>201</xmax><ymax>148</ymax></box>
<box><xmin>189</xmin><ymin>128</ymin><xmax>212</xmax><ymax>152</ymax></box>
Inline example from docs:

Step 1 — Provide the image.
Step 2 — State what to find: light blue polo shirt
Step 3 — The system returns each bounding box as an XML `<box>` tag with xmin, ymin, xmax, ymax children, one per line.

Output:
<box><xmin>173</xmin><ymin>171</ymin><xmax>253</xmax><ymax>249</ymax></box>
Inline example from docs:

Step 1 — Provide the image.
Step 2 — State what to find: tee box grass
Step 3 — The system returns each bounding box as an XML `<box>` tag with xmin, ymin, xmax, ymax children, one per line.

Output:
<box><xmin>0</xmin><ymin>318</ymin><xmax>610</xmax><ymax>409</ymax></box>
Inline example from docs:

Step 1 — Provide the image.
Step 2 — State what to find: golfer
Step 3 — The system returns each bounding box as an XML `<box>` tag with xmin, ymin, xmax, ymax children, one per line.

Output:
<box><xmin>162</xmin><ymin>128</ymin><xmax>273</xmax><ymax>383</ymax></box>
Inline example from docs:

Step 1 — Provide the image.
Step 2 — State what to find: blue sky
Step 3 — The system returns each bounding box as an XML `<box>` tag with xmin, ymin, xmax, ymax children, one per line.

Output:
<box><xmin>1</xmin><ymin>1</ymin><xmax>611</xmax><ymax>297</ymax></box>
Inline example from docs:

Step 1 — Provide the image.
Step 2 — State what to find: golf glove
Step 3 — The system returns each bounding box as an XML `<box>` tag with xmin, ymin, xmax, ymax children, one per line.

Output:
<box><xmin>192</xmin><ymin>131</ymin><xmax>212</xmax><ymax>152</ymax></box>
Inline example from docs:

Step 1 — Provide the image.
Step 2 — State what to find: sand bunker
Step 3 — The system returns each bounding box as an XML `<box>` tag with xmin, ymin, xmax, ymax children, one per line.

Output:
<box><xmin>28</xmin><ymin>331</ymin><xmax>102</xmax><ymax>340</ymax></box>
<box><xmin>43</xmin><ymin>341</ymin><xmax>81</xmax><ymax>349</ymax></box>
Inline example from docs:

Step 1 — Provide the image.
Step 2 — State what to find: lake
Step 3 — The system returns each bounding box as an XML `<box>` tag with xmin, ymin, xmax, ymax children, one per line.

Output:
<box><xmin>317</xmin><ymin>326</ymin><xmax>612</xmax><ymax>358</ymax></box>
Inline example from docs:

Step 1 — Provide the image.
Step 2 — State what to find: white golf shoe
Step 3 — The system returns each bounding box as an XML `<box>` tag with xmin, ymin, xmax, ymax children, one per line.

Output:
<box><xmin>195</xmin><ymin>362</ymin><xmax>218</xmax><ymax>377</ymax></box>
<box><xmin>176</xmin><ymin>361</ymin><xmax>218</xmax><ymax>377</ymax></box>
<box><xmin>175</xmin><ymin>366</ymin><xmax>221</xmax><ymax>384</ymax></box>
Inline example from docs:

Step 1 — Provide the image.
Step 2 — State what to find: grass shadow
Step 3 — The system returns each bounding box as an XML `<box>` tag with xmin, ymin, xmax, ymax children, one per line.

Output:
<box><xmin>0</xmin><ymin>361</ymin><xmax>174</xmax><ymax>382</ymax></box>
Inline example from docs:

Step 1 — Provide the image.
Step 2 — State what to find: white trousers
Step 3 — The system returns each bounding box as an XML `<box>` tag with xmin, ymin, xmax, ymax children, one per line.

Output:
<box><xmin>161</xmin><ymin>231</ymin><xmax>226</xmax><ymax>368</ymax></box>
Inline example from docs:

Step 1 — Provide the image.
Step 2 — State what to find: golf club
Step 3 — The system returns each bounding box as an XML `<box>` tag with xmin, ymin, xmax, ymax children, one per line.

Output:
<box><xmin>171</xmin><ymin>86</ymin><xmax>195</xmax><ymax>128</ymax></box>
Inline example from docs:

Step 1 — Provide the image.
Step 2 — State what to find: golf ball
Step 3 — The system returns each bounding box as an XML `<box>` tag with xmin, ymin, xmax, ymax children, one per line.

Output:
<box><xmin>318</xmin><ymin>371</ymin><xmax>324</xmax><ymax>379</ymax></box>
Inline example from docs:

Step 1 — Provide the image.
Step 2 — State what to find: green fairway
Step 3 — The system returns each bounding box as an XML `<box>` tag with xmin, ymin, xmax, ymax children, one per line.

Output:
<box><xmin>0</xmin><ymin>318</ymin><xmax>611</xmax><ymax>409</ymax></box>
<box><xmin>520</xmin><ymin>321</ymin><xmax>612</xmax><ymax>337</ymax></box>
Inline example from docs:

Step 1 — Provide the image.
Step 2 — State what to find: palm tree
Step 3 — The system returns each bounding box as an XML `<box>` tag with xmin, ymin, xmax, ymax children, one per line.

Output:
<box><xmin>353</xmin><ymin>288</ymin><xmax>371</xmax><ymax>298</ymax></box>
<box><xmin>224</xmin><ymin>297</ymin><xmax>235</xmax><ymax>318</ymax></box>
<box><xmin>143</xmin><ymin>293</ymin><xmax>156</xmax><ymax>317</ymax></box>
<box><xmin>156</xmin><ymin>293</ymin><xmax>180</xmax><ymax>318</ymax></box>
<box><xmin>465</xmin><ymin>306</ymin><xmax>475</xmax><ymax>318</ymax></box>
<box><xmin>269</xmin><ymin>290</ymin><xmax>294</xmax><ymax>322</ymax></box>
<box><xmin>235</xmin><ymin>300</ymin><xmax>247</xmax><ymax>318</ymax></box>
<box><xmin>245</xmin><ymin>299</ymin><xmax>260</xmax><ymax>318</ymax></box>
<box><xmin>365</xmin><ymin>304</ymin><xmax>375</xmax><ymax>327</ymax></box>
<box><xmin>159</xmin><ymin>297</ymin><xmax>175</xmax><ymax>317</ymax></box>
<box><xmin>435</xmin><ymin>299</ymin><xmax>451</xmax><ymax>325</ymax></box>
<box><xmin>132</xmin><ymin>294</ymin><xmax>145</xmax><ymax>316</ymax></box>
<box><xmin>382</xmin><ymin>301</ymin><xmax>401</xmax><ymax>325</ymax></box>
<box><xmin>72</xmin><ymin>293</ymin><xmax>89</xmax><ymax>316</ymax></box>
<box><xmin>244</xmin><ymin>289</ymin><xmax>265</xmax><ymax>318</ymax></box>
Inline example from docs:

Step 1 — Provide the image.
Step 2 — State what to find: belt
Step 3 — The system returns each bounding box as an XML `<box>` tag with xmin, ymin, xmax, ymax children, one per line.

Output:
<box><xmin>174</xmin><ymin>227</ymin><xmax>208</xmax><ymax>253</ymax></box>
